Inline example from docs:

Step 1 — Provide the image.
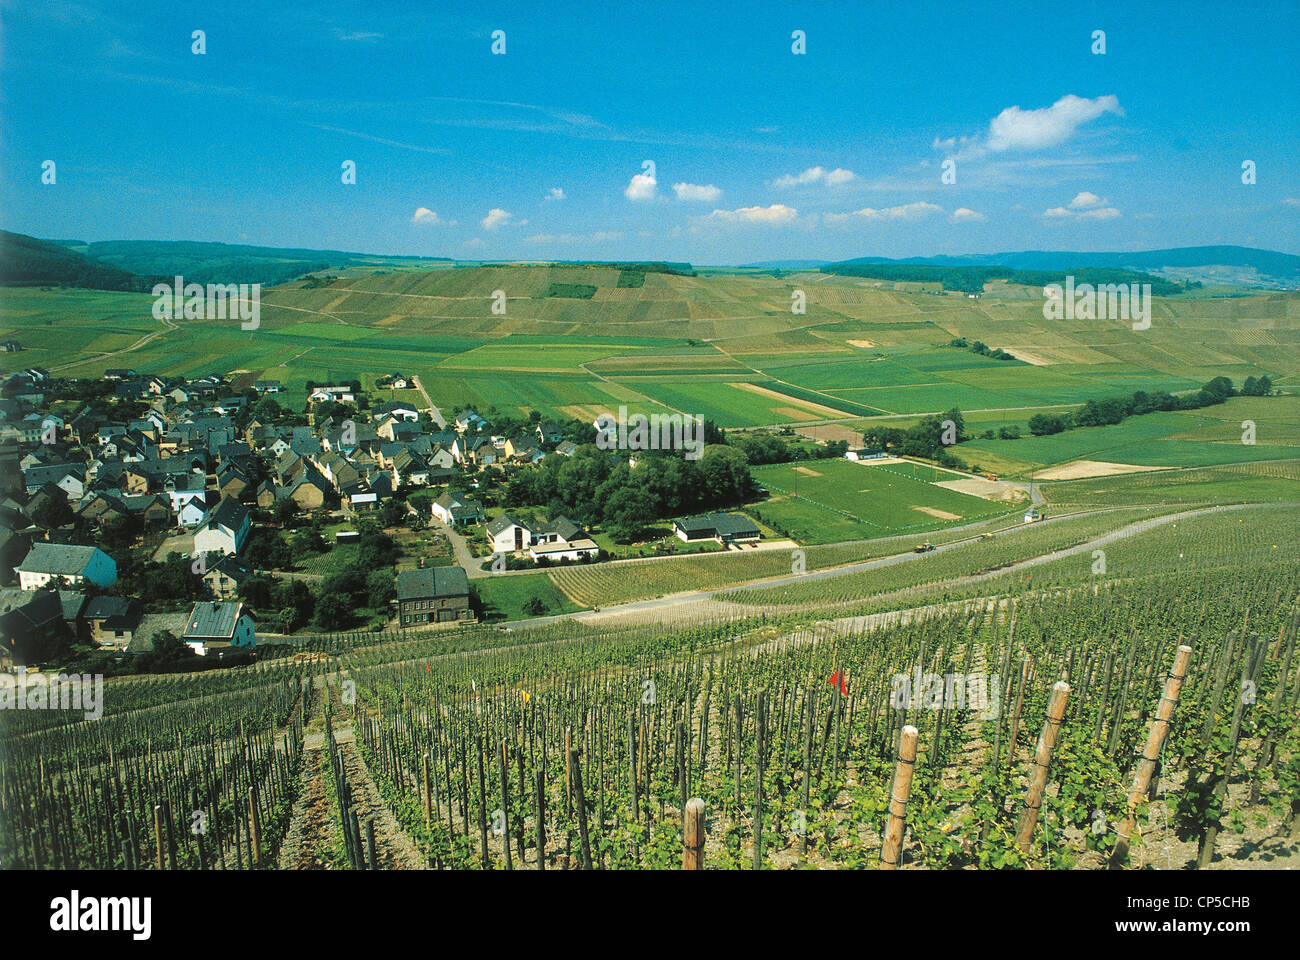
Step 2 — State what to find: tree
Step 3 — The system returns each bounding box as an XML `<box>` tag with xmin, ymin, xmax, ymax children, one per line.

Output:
<box><xmin>1028</xmin><ymin>413</ymin><xmax>1066</xmax><ymax>436</ymax></box>
<box><xmin>314</xmin><ymin>592</ymin><xmax>352</xmax><ymax>631</ymax></box>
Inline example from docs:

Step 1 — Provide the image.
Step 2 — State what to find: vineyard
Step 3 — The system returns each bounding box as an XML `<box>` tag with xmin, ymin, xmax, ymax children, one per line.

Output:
<box><xmin>2</xmin><ymin>505</ymin><xmax>1297</xmax><ymax>871</ymax></box>
<box><xmin>548</xmin><ymin>507</ymin><xmax>1155</xmax><ymax>608</ymax></box>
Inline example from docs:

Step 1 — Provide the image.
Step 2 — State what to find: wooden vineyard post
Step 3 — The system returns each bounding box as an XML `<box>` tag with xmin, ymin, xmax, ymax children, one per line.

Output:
<box><xmin>570</xmin><ymin>748</ymin><xmax>594</xmax><ymax>870</ymax></box>
<box><xmin>1111</xmin><ymin>645</ymin><xmax>1192</xmax><ymax>868</ymax></box>
<box><xmin>535</xmin><ymin>769</ymin><xmax>546</xmax><ymax>871</ymax></box>
<box><xmin>153</xmin><ymin>804</ymin><xmax>165</xmax><ymax>870</ymax></box>
<box><xmin>422</xmin><ymin>753</ymin><xmax>432</xmax><ymax>829</ymax></box>
<box><xmin>248</xmin><ymin>787</ymin><xmax>262</xmax><ymax>867</ymax></box>
<box><xmin>683</xmin><ymin>797</ymin><xmax>706</xmax><ymax>870</ymax></box>
<box><xmin>1015</xmin><ymin>681</ymin><xmax>1070</xmax><ymax>856</ymax></box>
<box><xmin>879</xmin><ymin>725</ymin><xmax>919</xmax><ymax>869</ymax></box>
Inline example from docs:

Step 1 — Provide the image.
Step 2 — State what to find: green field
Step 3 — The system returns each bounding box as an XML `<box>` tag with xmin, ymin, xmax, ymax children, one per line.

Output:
<box><xmin>749</xmin><ymin>458</ymin><xmax>1011</xmax><ymax>542</ymax></box>
<box><xmin>2</xmin><ymin>269</ymin><xmax>1295</xmax><ymax>478</ymax></box>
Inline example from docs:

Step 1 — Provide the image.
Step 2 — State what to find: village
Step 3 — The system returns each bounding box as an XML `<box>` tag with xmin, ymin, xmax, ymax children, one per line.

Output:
<box><xmin>0</xmin><ymin>365</ymin><xmax>768</xmax><ymax>673</ymax></box>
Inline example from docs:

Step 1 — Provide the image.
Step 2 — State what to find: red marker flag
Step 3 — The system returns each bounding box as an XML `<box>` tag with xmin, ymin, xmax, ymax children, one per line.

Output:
<box><xmin>828</xmin><ymin>670</ymin><xmax>848</xmax><ymax>696</ymax></box>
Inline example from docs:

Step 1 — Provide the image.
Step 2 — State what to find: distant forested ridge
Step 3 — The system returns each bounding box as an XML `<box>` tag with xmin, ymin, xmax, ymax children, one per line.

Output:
<box><xmin>0</xmin><ymin>230</ymin><xmax>162</xmax><ymax>291</ymax></box>
<box><xmin>821</xmin><ymin>261</ymin><xmax>1187</xmax><ymax>295</ymax></box>
<box><xmin>69</xmin><ymin>239</ymin><xmax>452</xmax><ymax>286</ymax></box>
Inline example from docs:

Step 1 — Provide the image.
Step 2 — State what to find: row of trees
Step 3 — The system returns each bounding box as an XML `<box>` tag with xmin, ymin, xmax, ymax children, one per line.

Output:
<box><xmin>503</xmin><ymin>443</ymin><xmax>752</xmax><ymax>542</ymax></box>
<box><xmin>1026</xmin><ymin>375</ymin><xmax>1271</xmax><ymax>436</ymax></box>
<box><xmin>860</xmin><ymin>409</ymin><xmax>968</xmax><ymax>468</ymax></box>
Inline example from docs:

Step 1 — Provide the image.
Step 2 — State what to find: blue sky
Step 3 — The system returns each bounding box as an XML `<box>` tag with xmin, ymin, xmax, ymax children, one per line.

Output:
<box><xmin>2</xmin><ymin>0</ymin><xmax>1297</xmax><ymax>263</ymax></box>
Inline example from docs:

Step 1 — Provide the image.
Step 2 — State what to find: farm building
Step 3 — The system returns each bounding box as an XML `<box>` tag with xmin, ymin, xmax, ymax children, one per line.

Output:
<box><xmin>845</xmin><ymin>447</ymin><xmax>887</xmax><ymax>461</ymax></box>
<box><xmin>182</xmin><ymin>601</ymin><xmax>255</xmax><ymax>656</ymax></box>
<box><xmin>396</xmin><ymin>566</ymin><xmax>471</xmax><ymax>626</ymax></box>
<box><xmin>673</xmin><ymin>513</ymin><xmax>761</xmax><ymax>545</ymax></box>
<box><xmin>16</xmin><ymin>543</ymin><xmax>117</xmax><ymax>591</ymax></box>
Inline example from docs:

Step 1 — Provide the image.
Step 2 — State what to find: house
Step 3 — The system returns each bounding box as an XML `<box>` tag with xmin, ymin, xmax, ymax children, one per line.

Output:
<box><xmin>0</xmin><ymin>341</ymin><xmax>21</xmax><ymax>352</ymax></box>
<box><xmin>450</xmin><ymin>434</ymin><xmax>488</xmax><ymax>466</ymax></box>
<box><xmin>554</xmin><ymin>440</ymin><xmax>579</xmax><ymax>457</ymax></box>
<box><xmin>431</xmin><ymin>492</ymin><xmax>485</xmax><ymax>527</ymax></box>
<box><xmin>203</xmin><ymin>554</ymin><xmax>254</xmax><ymax>600</ymax></box>
<box><xmin>0</xmin><ymin>589</ymin><xmax>66</xmax><ymax>667</ymax></box>
<box><xmin>532</xmin><ymin>514</ymin><xmax>585</xmax><ymax>545</ymax></box>
<box><xmin>528</xmin><ymin>514</ymin><xmax>599</xmax><ymax>562</ymax></box>
<box><xmin>389</xmin><ymin>450</ymin><xmax>430</xmax><ymax>488</ymax></box>
<box><xmin>505</xmin><ymin>436</ymin><xmax>540</xmax><ymax>461</ymax></box>
<box><xmin>121</xmin><ymin>494</ymin><xmax>172</xmax><ymax>528</ymax></box>
<box><xmin>536</xmin><ymin>422</ymin><xmax>564</xmax><ymax>445</ymax></box>
<box><xmin>166</xmin><ymin>474</ymin><xmax>208</xmax><ymax>520</ymax></box>
<box><xmin>486</xmin><ymin>515</ymin><xmax>532</xmax><ymax>553</ymax></box>
<box><xmin>80</xmin><ymin>595</ymin><xmax>143</xmax><ymax>648</ymax></box>
<box><xmin>530</xmin><ymin>537</ymin><xmax>600</xmax><ymax>563</ymax></box>
<box><xmin>308</xmin><ymin>384</ymin><xmax>356</xmax><ymax>404</ymax></box>
<box><xmin>182</xmin><ymin>600</ymin><xmax>256</xmax><ymax>656</ymax></box>
<box><xmin>0</xmin><ymin>527</ymin><xmax>31</xmax><ymax>586</ymax></box>
<box><xmin>282</xmin><ymin>476</ymin><xmax>327</xmax><ymax>510</ymax></box>
<box><xmin>845</xmin><ymin>447</ymin><xmax>887</xmax><ymax>462</ymax></box>
<box><xmin>374</xmin><ymin>400</ymin><xmax>419</xmax><ymax>422</ymax></box>
<box><xmin>1024</xmin><ymin>509</ymin><xmax>1044</xmax><ymax>524</ymax></box>
<box><xmin>395</xmin><ymin>566</ymin><xmax>471</xmax><ymax>626</ymax></box>
<box><xmin>16</xmin><ymin>543</ymin><xmax>117</xmax><ymax>590</ymax></box>
<box><xmin>455</xmin><ymin>409</ymin><xmax>488</xmax><ymax>433</ymax></box>
<box><xmin>253</xmin><ymin>380</ymin><xmax>282</xmax><ymax>394</ymax></box>
<box><xmin>23</xmin><ymin>463</ymin><xmax>85</xmax><ymax>501</ymax></box>
<box><xmin>176</xmin><ymin>495</ymin><xmax>209</xmax><ymax>528</ymax></box>
<box><xmin>673</xmin><ymin>512</ymin><xmax>761</xmax><ymax>545</ymax></box>
<box><xmin>193</xmin><ymin>497</ymin><xmax>251</xmax><ymax>556</ymax></box>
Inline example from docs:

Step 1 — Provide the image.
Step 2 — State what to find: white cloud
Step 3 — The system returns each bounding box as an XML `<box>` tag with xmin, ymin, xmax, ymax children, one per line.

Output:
<box><xmin>480</xmin><ymin>208</ymin><xmax>514</xmax><ymax>230</ymax></box>
<box><xmin>625</xmin><ymin>172</ymin><xmax>657</xmax><ymax>200</ymax></box>
<box><xmin>704</xmin><ymin>204</ymin><xmax>798</xmax><ymax>225</ymax></box>
<box><xmin>1284</xmin><ymin>197</ymin><xmax>1300</xmax><ymax>207</ymax></box>
<box><xmin>546</xmin><ymin>187</ymin><xmax>565</xmax><ymax>201</ymax></box>
<box><xmin>987</xmin><ymin>95</ymin><xmax>1123</xmax><ymax>153</ymax></box>
<box><xmin>1044</xmin><ymin>200</ymin><xmax>1121</xmax><ymax>221</ymax></box>
<box><xmin>938</xmin><ymin>94</ymin><xmax>1123</xmax><ymax>161</ymax></box>
<box><xmin>825</xmin><ymin>201</ymin><xmax>943</xmax><ymax>224</ymax></box>
<box><xmin>411</xmin><ymin>207</ymin><xmax>454</xmax><ymax>226</ymax></box>
<box><xmin>463</xmin><ymin>238</ymin><xmax>484</xmax><ymax>248</ymax></box>
<box><xmin>950</xmin><ymin>207</ymin><xmax>986</xmax><ymax>223</ymax></box>
<box><xmin>773</xmin><ymin>166</ymin><xmax>855</xmax><ymax>188</ymax></box>
<box><xmin>672</xmin><ymin>182</ymin><xmax>722</xmax><ymax>202</ymax></box>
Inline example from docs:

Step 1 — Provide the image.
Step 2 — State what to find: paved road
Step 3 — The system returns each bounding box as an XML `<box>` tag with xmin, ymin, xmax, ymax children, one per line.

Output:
<box><xmin>409</xmin><ymin>376</ymin><xmax>446</xmax><ymax>429</ymax></box>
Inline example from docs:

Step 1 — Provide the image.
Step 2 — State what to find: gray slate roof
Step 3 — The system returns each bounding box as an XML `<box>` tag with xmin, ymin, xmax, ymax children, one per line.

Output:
<box><xmin>182</xmin><ymin>601</ymin><xmax>250</xmax><ymax>639</ymax></box>
<box><xmin>396</xmin><ymin>566</ymin><xmax>469</xmax><ymax>601</ymax></box>
<box><xmin>17</xmin><ymin>543</ymin><xmax>105</xmax><ymax>576</ymax></box>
